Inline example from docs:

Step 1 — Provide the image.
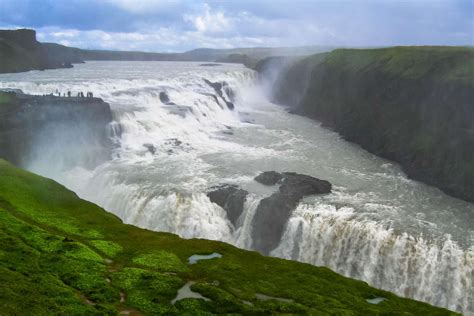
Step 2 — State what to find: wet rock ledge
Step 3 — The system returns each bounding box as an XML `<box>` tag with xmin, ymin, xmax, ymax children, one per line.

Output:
<box><xmin>207</xmin><ymin>171</ymin><xmax>331</xmax><ymax>255</ymax></box>
<box><xmin>0</xmin><ymin>89</ymin><xmax>116</xmax><ymax>168</ymax></box>
<box><xmin>252</xmin><ymin>172</ymin><xmax>331</xmax><ymax>254</ymax></box>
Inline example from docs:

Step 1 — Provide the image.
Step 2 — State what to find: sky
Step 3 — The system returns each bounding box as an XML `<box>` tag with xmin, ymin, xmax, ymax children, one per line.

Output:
<box><xmin>0</xmin><ymin>0</ymin><xmax>472</xmax><ymax>52</ymax></box>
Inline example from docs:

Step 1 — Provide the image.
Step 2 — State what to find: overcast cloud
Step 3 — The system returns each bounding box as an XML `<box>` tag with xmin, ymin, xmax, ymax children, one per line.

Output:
<box><xmin>0</xmin><ymin>0</ymin><xmax>472</xmax><ymax>52</ymax></box>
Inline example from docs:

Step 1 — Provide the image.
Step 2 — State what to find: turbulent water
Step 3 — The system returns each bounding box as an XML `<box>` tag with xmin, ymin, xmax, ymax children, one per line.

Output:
<box><xmin>0</xmin><ymin>61</ymin><xmax>472</xmax><ymax>314</ymax></box>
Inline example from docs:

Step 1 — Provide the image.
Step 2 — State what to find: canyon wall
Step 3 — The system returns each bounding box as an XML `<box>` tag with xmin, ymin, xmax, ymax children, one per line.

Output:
<box><xmin>258</xmin><ymin>47</ymin><xmax>474</xmax><ymax>202</ymax></box>
<box><xmin>0</xmin><ymin>90</ymin><xmax>115</xmax><ymax>170</ymax></box>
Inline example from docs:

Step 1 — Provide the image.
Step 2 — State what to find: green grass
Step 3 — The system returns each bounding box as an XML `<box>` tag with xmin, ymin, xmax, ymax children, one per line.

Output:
<box><xmin>132</xmin><ymin>251</ymin><xmax>189</xmax><ymax>272</ymax></box>
<box><xmin>0</xmin><ymin>159</ymin><xmax>457</xmax><ymax>315</ymax></box>
<box><xmin>324</xmin><ymin>46</ymin><xmax>474</xmax><ymax>82</ymax></box>
<box><xmin>90</xmin><ymin>240</ymin><xmax>123</xmax><ymax>257</ymax></box>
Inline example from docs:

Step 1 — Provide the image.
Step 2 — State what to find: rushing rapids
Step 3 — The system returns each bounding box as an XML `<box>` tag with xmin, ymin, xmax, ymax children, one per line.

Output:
<box><xmin>0</xmin><ymin>61</ymin><xmax>472</xmax><ymax>314</ymax></box>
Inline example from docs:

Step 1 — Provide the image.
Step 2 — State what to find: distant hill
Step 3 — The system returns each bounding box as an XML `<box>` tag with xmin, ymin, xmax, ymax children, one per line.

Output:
<box><xmin>0</xmin><ymin>28</ymin><xmax>333</xmax><ymax>73</ymax></box>
<box><xmin>0</xmin><ymin>29</ymin><xmax>81</xmax><ymax>73</ymax></box>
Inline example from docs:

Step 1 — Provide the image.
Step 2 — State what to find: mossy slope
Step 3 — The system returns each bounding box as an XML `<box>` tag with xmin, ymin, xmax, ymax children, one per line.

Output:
<box><xmin>0</xmin><ymin>160</ymin><xmax>456</xmax><ymax>315</ymax></box>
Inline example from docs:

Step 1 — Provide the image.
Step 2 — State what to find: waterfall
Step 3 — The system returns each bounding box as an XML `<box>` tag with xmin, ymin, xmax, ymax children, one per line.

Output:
<box><xmin>272</xmin><ymin>203</ymin><xmax>473</xmax><ymax>314</ymax></box>
<box><xmin>0</xmin><ymin>61</ymin><xmax>472</xmax><ymax>314</ymax></box>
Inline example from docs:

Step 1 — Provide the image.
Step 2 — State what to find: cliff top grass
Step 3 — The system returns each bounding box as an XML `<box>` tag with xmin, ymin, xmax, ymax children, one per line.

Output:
<box><xmin>0</xmin><ymin>159</ymin><xmax>457</xmax><ymax>315</ymax></box>
<box><xmin>319</xmin><ymin>46</ymin><xmax>474</xmax><ymax>83</ymax></box>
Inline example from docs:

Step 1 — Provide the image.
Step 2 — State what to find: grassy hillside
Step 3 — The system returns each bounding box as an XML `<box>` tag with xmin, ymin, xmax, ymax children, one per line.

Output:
<box><xmin>0</xmin><ymin>159</ymin><xmax>455</xmax><ymax>315</ymax></box>
<box><xmin>323</xmin><ymin>46</ymin><xmax>473</xmax><ymax>82</ymax></box>
<box><xmin>267</xmin><ymin>46</ymin><xmax>474</xmax><ymax>202</ymax></box>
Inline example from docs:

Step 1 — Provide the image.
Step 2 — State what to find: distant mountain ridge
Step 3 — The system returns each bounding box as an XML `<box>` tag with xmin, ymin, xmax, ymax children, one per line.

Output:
<box><xmin>0</xmin><ymin>28</ymin><xmax>332</xmax><ymax>73</ymax></box>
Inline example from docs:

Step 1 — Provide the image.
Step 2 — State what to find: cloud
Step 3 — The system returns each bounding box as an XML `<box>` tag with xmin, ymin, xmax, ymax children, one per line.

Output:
<box><xmin>34</xmin><ymin>26</ymin><xmax>265</xmax><ymax>52</ymax></box>
<box><xmin>1</xmin><ymin>0</ymin><xmax>472</xmax><ymax>51</ymax></box>
<box><xmin>105</xmin><ymin>0</ymin><xmax>184</xmax><ymax>14</ymax></box>
<box><xmin>184</xmin><ymin>4</ymin><xmax>231</xmax><ymax>34</ymax></box>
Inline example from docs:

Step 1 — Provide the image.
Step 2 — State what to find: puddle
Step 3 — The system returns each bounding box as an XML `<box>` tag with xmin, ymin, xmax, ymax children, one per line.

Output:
<box><xmin>171</xmin><ymin>281</ymin><xmax>210</xmax><ymax>304</ymax></box>
<box><xmin>366</xmin><ymin>297</ymin><xmax>387</xmax><ymax>304</ymax></box>
<box><xmin>255</xmin><ymin>293</ymin><xmax>294</xmax><ymax>303</ymax></box>
<box><xmin>188</xmin><ymin>252</ymin><xmax>222</xmax><ymax>265</ymax></box>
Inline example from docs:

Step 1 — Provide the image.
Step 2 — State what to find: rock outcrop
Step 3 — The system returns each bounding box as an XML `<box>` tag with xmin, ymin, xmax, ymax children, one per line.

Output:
<box><xmin>0</xmin><ymin>90</ymin><xmax>115</xmax><ymax>169</ymax></box>
<box><xmin>252</xmin><ymin>172</ymin><xmax>331</xmax><ymax>254</ymax></box>
<box><xmin>0</xmin><ymin>29</ymin><xmax>83</xmax><ymax>73</ymax></box>
<box><xmin>254</xmin><ymin>171</ymin><xmax>283</xmax><ymax>185</ymax></box>
<box><xmin>258</xmin><ymin>47</ymin><xmax>474</xmax><ymax>203</ymax></box>
<box><xmin>159</xmin><ymin>91</ymin><xmax>176</xmax><ymax>105</ymax></box>
<box><xmin>207</xmin><ymin>184</ymin><xmax>248</xmax><ymax>225</ymax></box>
<box><xmin>203</xmin><ymin>79</ymin><xmax>235</xmax><ymax>110</ymax></box>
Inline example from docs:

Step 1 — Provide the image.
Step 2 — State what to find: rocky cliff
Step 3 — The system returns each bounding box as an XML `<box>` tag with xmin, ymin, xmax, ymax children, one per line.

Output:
<box><xmin>259</xmin><ymin>46</ymin><xmax>474</xmax><ymax>202</ymax></box>
<box><xmin>0</xmin><ymin>90</ymin><xmax>115</xmax><ymax>170</ymax></box>
<box><xmin>0</xmin><ymin>29</ymin><xmax>82</xmax><ymax>73</ymax></box>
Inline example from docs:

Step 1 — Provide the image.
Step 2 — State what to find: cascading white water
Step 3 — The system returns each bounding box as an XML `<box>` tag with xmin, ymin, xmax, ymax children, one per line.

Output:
<box><xmin>0</xmin><ymin>61</ymin><xmax>472</xmax><ymax>314</ymax></box>
<box><xmin>272</xmin><ymin>203</ymin><xmax>473</xmax><ymax>313</ymax></box>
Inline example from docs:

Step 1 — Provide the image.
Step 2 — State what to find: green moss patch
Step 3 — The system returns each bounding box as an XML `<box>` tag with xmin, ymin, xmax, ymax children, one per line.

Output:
<box><xmin>114</xmin><ymin>267</ymin><xmax>183</xmax><ymax>314</ymax></box>
<box><xmin>325</xmin><ymin>46</ymin><xmax>474</xmax><ymax>82</ymax></box>
<box><xmin>133</xmin><ymin>250</ymin><xmax>188</xmax><ymax>272</ymax></box>
<box><xmin>90</xmin><ymin>240</ymin><xmax>122</xmax><ymax>257</ymax></box>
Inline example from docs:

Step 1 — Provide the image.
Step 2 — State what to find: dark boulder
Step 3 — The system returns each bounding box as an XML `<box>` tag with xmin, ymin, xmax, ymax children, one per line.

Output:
<box><xmin>143</xmin><ymin>143</ymin><xmax>156</xmax><ymax>154</ymax></box>
<box><xmin>252</xmin><ymin>172</ymin><xmax>331</xmax><ymax>254</ymax></box>
<box><xmin>254</xmin><ymin>171</ymin><xmax>284</xmax><ymax>185</ymax></box>
<box><xmin>166</xmin><ymin>138</ymin><xmax>182</xmax><ymax>147</ymax></box>
<box><xmin>251</xmin><ymin>193</ymin><xmax>299</xmax><ymax>254</ymax></box>
<box><xmin>203</xmin><ymin>79</ymin><xmax>223</xmax><ymax>95</ymax></box>
<box><xmin>203</xmin><ymin>79</ymin><xmax>235</xmax><ymax>110</ymax></box>
<box><xmin>159</xmin><ymin>91</ymin><xmax>176</xmax><ymax>105</ymax></box>
<box><xmin>222</xmin><ymin>82</ymin><xmax>235</xmax><ymax>102</ymax></box>
<box><xmin>207</xmin><ymin>184</ymin><xmax>248</xmax><ymax>226</ymax></box>
<box><xmin>279</xmin><ymin>172</ymin><xmax>332</xmax><ymax>199</ymax></box>
<box><xmin>224</xmin><ymin>100</ymin><xmax>234</xmax><ymax>110</ymax></box>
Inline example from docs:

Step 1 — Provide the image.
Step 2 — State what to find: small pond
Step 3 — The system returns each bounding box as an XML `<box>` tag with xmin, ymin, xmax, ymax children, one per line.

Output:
<box><xmin>188</xmin><ymin>252</ymin><xmax>222</xmax><ymax>265</ymax></box>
